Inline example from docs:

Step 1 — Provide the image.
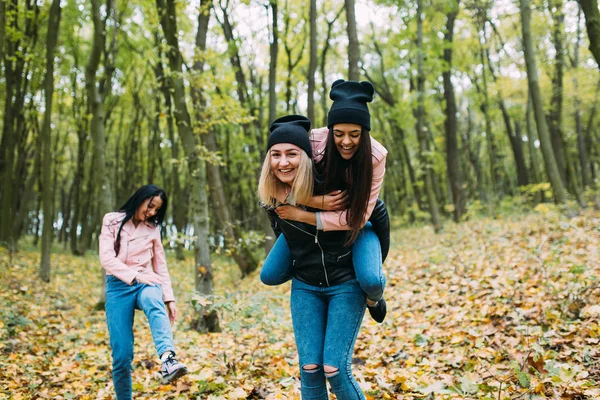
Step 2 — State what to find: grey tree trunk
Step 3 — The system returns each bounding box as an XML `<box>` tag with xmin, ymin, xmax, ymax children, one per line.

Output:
<box><xmin>520</xmin><ymin>0</ymin><xmax>568</xmax><ymax>204</ymax></box>
<box><xmin>156</xmin><ymin>0</ymin><xmax>219</xmax><ymax>333</ymax></box>
<box><xmin>573</xmin><ymin>6</ymin><xmax>592</xmax><ymax>187</ymax></box>
<box><xmin>443</xmin><ymin>1</ymin><xmax>465</xmax><ymax>222</ymax></box>
<box><xmin>320</xmin><ymin>7</ymin><xmax>343</xmax><ymax>125</ymax></box>
<box><xmin>307</xmin><ymin>0</ymin><xmax>317</xmax><ymax>123</ymax></box>
<box><xmin>87</xmin><ymin>0</ymin><xmax>116</xmax><ymax>308</ymax></box>
<box><xmin>416</xmin><ymin>0</ymin><xmax>441</xmax><ymax>232</ymax></box>
<box><xmin>345</xmin><ymin>0</ymin><xmax>360</xmax><ymax>80</ymax></box>
<box><xmin>191</xmin><ymin>0</ymin><xmax>258</xmax><ymax>277</ymax></box>
<box><xmin>579</xmin><ymin>0</ymin><xmax>600</xmax><ymax>68</ymax></box>
<box><xmin>477</xmin><ymin>30</ymin><xmax>501</xmax><ymax>196</ymax></box>
<box><xmin>268</xmin><ymin>0</ymin><xmax>278</xmax><ymax>126</ymax></box>
<box><xmin>548</xmin><ymin>0</ymin><xmax>568</xmax><ymax>186</ymax></box>
<box><xmin>39</xmin><ymin>0</ymin><xmax>61</xmax><ymax>282</ymax></box>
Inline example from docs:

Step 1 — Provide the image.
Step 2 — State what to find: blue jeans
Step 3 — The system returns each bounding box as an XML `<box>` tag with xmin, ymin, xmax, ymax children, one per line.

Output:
<box><xmin>261</xmin><ymin>222</ymin><xmax>386</xmax><ymax>302</ymax></box>
<box><xmin>105</xmin><ymin>275</ymin><xmax>175</xmax><ymax>400</ymax></box>
<box><xmin>291</xmin><ymin>278</ymin><xmax>366</xmax><ymax>400</ymax></box>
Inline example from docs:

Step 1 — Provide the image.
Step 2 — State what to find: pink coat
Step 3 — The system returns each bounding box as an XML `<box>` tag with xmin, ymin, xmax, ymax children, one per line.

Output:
<box><xmin>310</xmin><ymin>127</ymin><xmax>388</xmax><ymax>231</ymax></box>
<box><xmin>99</xmin><ymin>212</ymin><xmax>175</xmax><ymax>303</ymax></box>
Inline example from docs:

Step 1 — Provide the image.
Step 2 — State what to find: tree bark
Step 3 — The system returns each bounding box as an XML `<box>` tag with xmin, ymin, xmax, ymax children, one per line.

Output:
<box><xmin>578</xmin><ymin>0</ymin><xmax>600</xmax><ymax>68</ymax></box>
<box><xmin>416</xmin><ymin>0</ymin><xmax>441</xmax><ymax>231</ymax></box>
<box><xmin>573</xmin><ymin>6</ymin><xmax>592</xmax><ymax>187</ymax></box>
<box><xmin>520</xmin><ymin>0</ymin><xmax>568</xmax><ymax>204</ymax></box>
<box><xmin>548</xmin><ymin>0</ymin><xmax>568</xmax><ymax>186</ymax></box>
<box><xmin>157</xmin><ymin>0</ymin><xmax>219</xmax><ymax>333</ymax></box>
<box><xmin>443</xmin><ymin>1</ymin><xmax>465</xmax><ymax>222</ymax></box>
<box><xmin>345</xmin><ymin>0</ymin><xmax>360</xmax><ymax>80</ymax></box>
<box><xmin>320</xmin><ymin>6</ymin><xmax>343</xmax><ymax>126</ymax></box>
<box><xmin>39</xmin><ymin>0</ymin><xmax>61</xmax><ymax>282</ymax></box>
<box><xmin>191</xmin><ymin>0</ymin><xmax>258</xmax><ymax>277</ymax></box>
<box><xmin>307</xmin><ymin>0</ymin><xmax>317</xmax><ymax>123</ymax></box>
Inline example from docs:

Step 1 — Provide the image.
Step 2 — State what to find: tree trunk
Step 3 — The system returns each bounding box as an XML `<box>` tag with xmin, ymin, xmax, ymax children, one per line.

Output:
<box><xmin>87</xmin><ymin>0</ymin><xmax>116</xmax><ymax>308</ymax></box>
<box><xmin>268</xmin><ymin>0</ymin><xmax>278</xmax><ymax>126</ymax></box>
<box><xmin>443</xmin><ymin>1</ymin><xmax>465</xmax><ymax>222</ymax></box>
<box><xmin>520</xmin><ymin>0</ymin><xmax>568</xmax><ymax>204</ymax></box>
<box><xmin>319</xmin><ymin>7</ymin><xmax>343</xmax><ymax>125</ymax></box>
<box><xmin>579</xmin><ymin>0</ymin><xmax>600</xmax><ymax>68</ymax></box>
<box><xmin>573</xmin><ymin>6</ymin><xmax>592</xmax><ymax>187</ymax></box>
<box><xmin>307</xmin><ymin>0</ymin><xmax>317</xmax><ymax>123</ymax></box>
<box><xmin>345</xmin><ymin>0</ymin><xmax>360</xmax><ymax>80</ymax></box>
<box><xmin>39</xmin><ymin>0</ymin><xmax>61</xmax><ymax>282</ymax></box>
<box><xmin>548</xmin><ymin>0</ymin><xmax>568</xmax><ymax>186</ymax></box>
<box><xmin>416</xmin><ymin>0</ymin><xmax>441</xmax><ymax>231</ymax></box>
<box><xmin>157</xmin><ymin>0</ymin><xmax>219</xmax><ymax>333</ymax></box>
<box><xmin>191</xmin><ymin>0</ymin><xmax>258</xmax><ymax>277</ymax></box>
<box><xmin>477</xmin><ymin>32</ymin><xmax>501</xmax><ymax>197</ymax></box>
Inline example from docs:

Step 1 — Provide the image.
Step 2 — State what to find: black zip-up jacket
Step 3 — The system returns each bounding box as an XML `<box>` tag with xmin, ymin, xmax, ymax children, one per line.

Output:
<box><xmin>264</xmin><ymin>199</ymin><xmax>390</xmax><ymax>287</ymax></box>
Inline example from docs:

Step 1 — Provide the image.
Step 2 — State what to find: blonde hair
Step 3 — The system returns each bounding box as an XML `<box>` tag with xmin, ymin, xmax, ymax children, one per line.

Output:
<box><xmin>258</xmin><ymin>150</ymin><xmax>314</xmax><ymax>208</ymax></box>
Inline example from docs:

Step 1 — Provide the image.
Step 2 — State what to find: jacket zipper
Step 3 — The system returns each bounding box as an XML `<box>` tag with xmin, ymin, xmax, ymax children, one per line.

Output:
<box><xmin>337</xmin><ymin>250</ymin><xmax>351</xmax><ymax>261</ymax></box>
<box><xmin>282</xmin><ymin>220</ymin><xmax>329</xmax><ymax>286</ymax></box>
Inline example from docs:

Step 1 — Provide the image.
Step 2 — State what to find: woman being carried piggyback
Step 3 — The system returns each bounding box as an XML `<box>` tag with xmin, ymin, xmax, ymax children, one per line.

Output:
<box><xmin>261</xmin><ymin>79</ymin><xmax>390</xmax><ymax>323</ymax></box>
<box><xmin>259</xmin><ymin>115</ymin><xmax>389</xmax><ymax>399</ymax></box>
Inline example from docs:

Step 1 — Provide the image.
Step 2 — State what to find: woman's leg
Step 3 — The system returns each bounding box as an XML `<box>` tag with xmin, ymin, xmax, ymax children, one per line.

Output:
<box><xmin>290</xmin><ymin>279</ymin><xmax>328</xmax><ymax>400</ymax></box>
<box><xmin>105</xmin><ymin>276</ymin><xmax>137</xmax><ymax>400</ymax></box>
<box><xmin>137</xmin><ymin>284</ymin><xmax>174</xmax><ymax>357</ymax></box>
<box><xmin>260</xmin><ymin>234</ymin><xmax>294</xmax><ymax>285</ymax></box>
<box><xmin>323</xmin><ymin>279</ymin><xmax>366</xmax><ymax>400</ymax></box>
<box><xmin>352</xmin><ymin>222</ymin><xmax>386</xmax><ymax>303</ymax></box>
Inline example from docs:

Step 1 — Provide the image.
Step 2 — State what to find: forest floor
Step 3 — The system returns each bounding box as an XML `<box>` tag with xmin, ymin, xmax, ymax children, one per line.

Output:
<box><xmin>1</xmin><ymin>208</ymin><xmax>600</xmax><ymax>399</ymax></box>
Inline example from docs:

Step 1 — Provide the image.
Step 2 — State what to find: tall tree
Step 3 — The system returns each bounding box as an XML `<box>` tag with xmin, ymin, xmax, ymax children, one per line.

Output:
<box><xmin>307</xmin><ymin>0</ymin><xmax>317</xmax><ymax>123</ymax></box>
<box><xmin>156</xmin><ymin>0</ymin><xmax>219</xmax><ymax>332</ymax></box>
<box><xmin>87</xmin><ymin>0</ymin><xmax>117</xmax><ymax>308</ymax></box>
<box><xmin>191</xmin><ymin>0</ymin><xmax>258</xmax><ymax>278</ymax></box>
<box><xmin>319</xmin><ymin>6</ymin><xmax>343</xmax><ymax>126</ymax></box>
<box><xmin>345</xmin><ymin>0</ymin><xmax>360</xmax><ymax>80</ymax></box>
<box><xmin>416</xmin><ymin>0</ymin><xmax>441</xmax><ymax>231</ymax></box>
<box><xmin>573</xmin><ymin>5</ymin><xmax>592</xmax><ymax>187</ymax></box>
<box><xmin>548</xmin><ymin>0</ymin><xmax>568</xmax><ymax>186</ymax></box>
<box><xmin>443</xmin><ymin>0</ymin><xmax>465</xmax><ymax>222</ymax></box>
<box><xmin>265</xmin><ymin>0</ymin><xmax>278</xmax><ymax>252</ymax></box>
<box><xmin>578</xmin><ymin>0</ymin><xmax>600</xmax><ymax>68</ymax></box>
<box><xmin>39</xmin><ymin>0</ymin><xmax>62</xmax><ymax>282</ymax></box>
<box><xmin>520</xmin><ymin>0</ymin><xmax>568</xmax><ymax>204</ymax></box>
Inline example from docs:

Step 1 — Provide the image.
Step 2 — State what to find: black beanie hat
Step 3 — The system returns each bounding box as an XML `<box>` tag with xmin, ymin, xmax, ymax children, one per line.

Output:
<box><xmin>267</xmin><ymin>115</ymin><xmax>312</xmax><ymax>157</ymax></box>
<box><xmin>327</xmin><ymin>79</ymin><xmax>374</xmax><ymax>130</ymax></box>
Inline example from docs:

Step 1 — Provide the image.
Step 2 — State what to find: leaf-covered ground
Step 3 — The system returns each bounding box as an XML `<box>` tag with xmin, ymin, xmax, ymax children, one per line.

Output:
<box><xmin>1</xmin><ymin>209</ymin><xmax>600</xmax><ymax>399</ymax></box>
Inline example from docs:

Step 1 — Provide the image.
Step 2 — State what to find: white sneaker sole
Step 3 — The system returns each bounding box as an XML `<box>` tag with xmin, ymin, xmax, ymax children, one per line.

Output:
<box><xmin>161</xmin><ymin>366</ymin><xmax>188</xmax><ymax>384</ymax></box>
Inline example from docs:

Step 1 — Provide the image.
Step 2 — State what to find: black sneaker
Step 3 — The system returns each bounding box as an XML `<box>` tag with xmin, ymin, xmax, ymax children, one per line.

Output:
<box><xmin>160</xmin><ymin>353</ymin><xmax>188</xmax><ymax>384</ymax></box>
<box><xmin>367</xmin><ymin>298</ymin><xmax>387</xmax><ymax>323</ymax></box>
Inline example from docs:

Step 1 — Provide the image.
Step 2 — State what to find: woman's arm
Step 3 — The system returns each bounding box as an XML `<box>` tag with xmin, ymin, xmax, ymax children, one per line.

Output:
<box><xmin>152</xmin><ymin>230</ymin><xmax>176</xmax><ymax>303</ymax></box>
<box><xmin>319</xmin><ymin>152</ymin><xmax>387</xmax><ymax>231</ymax></box>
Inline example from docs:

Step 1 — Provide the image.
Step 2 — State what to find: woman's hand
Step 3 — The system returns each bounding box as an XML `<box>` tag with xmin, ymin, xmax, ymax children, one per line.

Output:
<box><xmin>275</xmin><ymin>205</ymin><xmax>303</xmax><ymax>220</ymax></box>
<box><xmin>276</xmin><ymin>205</ymin><xmax>317</xmax><ymax>225</ymax></box>
<box><xmin>317</xmin><ymin>190</ymin><xmax>347</xmax><ymax>211</ymax></box>
<box><xmin>166</xmin><ymin>301</ymin><xmax>177</xmax><ymax>323</ymax></box>
<box><xmin>135</xmin><ymin>270</ymin><xmax>163</xmax><ymax>286</ymax></box>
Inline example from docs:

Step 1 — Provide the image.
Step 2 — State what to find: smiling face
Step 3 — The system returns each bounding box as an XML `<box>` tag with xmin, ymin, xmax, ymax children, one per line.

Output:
<box><xmin>269</xmin><ymin>143</ymin><xmax>302</xmax><ymax>185</ymax></box>
<box><xmin>135</xmin><ymin>196</ymin><xmax>163</xmax><ymax>223</ymax></box>
<box><xmin>333</xmin><ymin>123</ymin><xmax>362</xmax><ymax>160</ymax></box>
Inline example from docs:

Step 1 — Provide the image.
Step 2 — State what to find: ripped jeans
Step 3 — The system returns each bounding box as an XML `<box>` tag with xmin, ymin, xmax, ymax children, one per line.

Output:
<box><xmin>290</xmin><ymin>278</ymin><xmax>366</xmax><ymax>400</ymax></box>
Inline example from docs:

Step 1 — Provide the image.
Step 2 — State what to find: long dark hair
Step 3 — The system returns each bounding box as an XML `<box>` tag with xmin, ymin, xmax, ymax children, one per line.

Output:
<box><xmin>114</xmin><ymin>184</ymin><xmax>168</xmax><ymax>255</ymax></box>
<box><xmin>315</xmin><ymin>126</ymin><xmax>372</xmax><ymax>244</ymax></box>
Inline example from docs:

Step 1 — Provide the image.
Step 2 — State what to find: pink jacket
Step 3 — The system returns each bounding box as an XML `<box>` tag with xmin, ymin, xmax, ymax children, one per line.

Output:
<box><xmin>99</xmin><ymin>212</ymin><xmax>175</xmax><ymax>303</ymax></box>
<box><xmin>310</xmin><ymin>127</ymin><xmax>388</xmax><ymax>231</ymax></box>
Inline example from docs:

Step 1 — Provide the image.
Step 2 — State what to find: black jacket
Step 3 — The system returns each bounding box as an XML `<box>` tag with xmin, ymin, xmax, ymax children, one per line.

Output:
<box><xmin>265</xmin><ymin>199</ymin><xmax>390</xmax><ymax>287</ymax></box>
